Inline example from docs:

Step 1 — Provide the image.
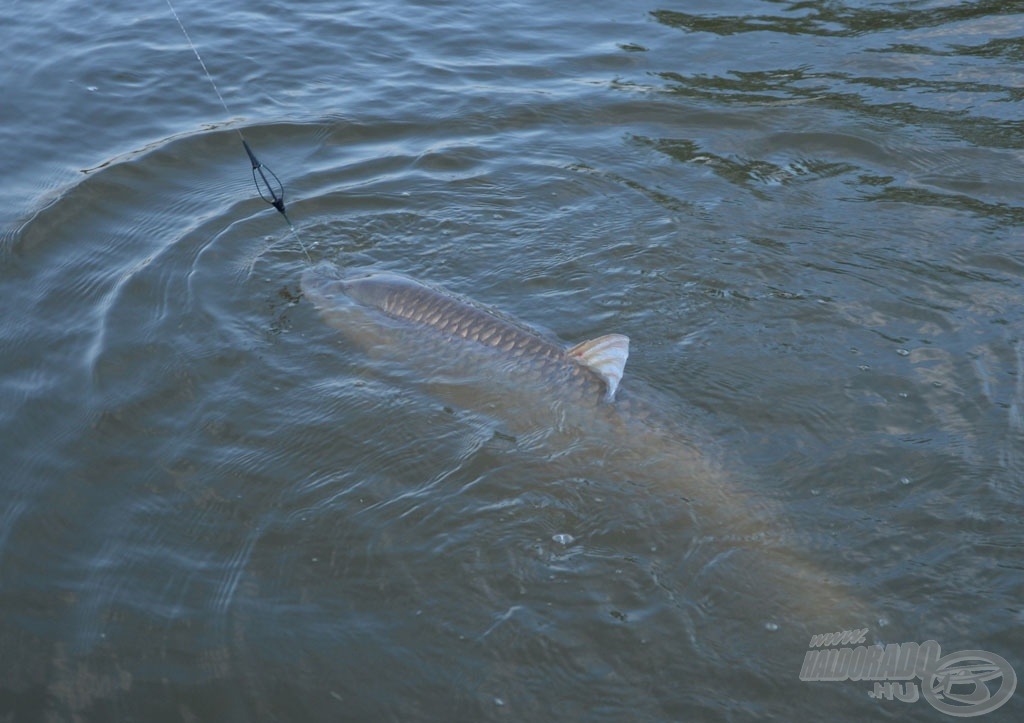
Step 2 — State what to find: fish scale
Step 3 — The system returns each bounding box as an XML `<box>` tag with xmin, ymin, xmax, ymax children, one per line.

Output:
<box><xmin>384</xmin><ymin>281</ymin><xmax>556</xmax><ymax>355</ymax></box>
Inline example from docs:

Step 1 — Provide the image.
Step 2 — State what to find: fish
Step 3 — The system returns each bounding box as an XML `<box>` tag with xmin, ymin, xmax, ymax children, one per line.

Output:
<box><xmin>300</xmin><ymin>262</ymin><xmax>870</xmax><ymax>623</ymax></box>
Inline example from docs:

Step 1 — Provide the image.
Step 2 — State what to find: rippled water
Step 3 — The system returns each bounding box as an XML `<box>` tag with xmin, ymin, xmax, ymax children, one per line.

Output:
<box><xmin>2</xmin><ymin>0</ymin><xmax>1023</xmax><ymax>720</ymax></box>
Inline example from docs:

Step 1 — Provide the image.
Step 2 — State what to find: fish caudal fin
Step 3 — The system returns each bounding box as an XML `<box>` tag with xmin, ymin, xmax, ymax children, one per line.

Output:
<box><xmin>568</xmin><ymin>334</ymin><xmax>630</xmax><ymax>402</ymax></box>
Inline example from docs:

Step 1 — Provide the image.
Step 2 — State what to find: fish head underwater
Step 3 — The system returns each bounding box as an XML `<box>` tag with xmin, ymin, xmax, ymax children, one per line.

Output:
<box><xmin>303</xmin><ymin>267</ymin><xmax>418</xmax><ymax>311</ymax></box>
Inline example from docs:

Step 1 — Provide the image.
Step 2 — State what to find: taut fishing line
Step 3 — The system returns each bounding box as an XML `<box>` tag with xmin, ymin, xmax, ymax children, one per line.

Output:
<box><xmin>164</xmin><ymin>0</ymin><xmax>312</xmax><ymax>262</ymax></box>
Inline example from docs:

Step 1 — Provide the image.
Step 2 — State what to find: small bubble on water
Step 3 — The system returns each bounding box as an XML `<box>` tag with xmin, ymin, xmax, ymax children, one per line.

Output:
<box><xmin>494</xmin><ymin>698</ymin><xmax>505</xmax><ymax>707</ymax></box>
<box><xmin>552</xmin><ymin>533</ymin><xmax>574</xmax><ymax>546</ymax></box>
<box><xmin>764</xmin><ymin>622</ymin><xmax>779</xmax><ymax>632</ymax></box>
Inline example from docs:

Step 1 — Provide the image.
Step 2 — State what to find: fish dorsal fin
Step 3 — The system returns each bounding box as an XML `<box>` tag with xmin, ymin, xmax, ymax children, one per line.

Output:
<box><xmin>568</xmin><ymin>333</ymin><xmax>630</xmax><ymax>402</ymax></box>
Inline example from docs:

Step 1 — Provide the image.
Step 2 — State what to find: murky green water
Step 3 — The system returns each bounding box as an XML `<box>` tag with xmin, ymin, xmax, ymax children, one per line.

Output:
<box><xmin>2</xmin><ymin>1</ymin><xmax>1022</xmax><ymax>720</ymax></box>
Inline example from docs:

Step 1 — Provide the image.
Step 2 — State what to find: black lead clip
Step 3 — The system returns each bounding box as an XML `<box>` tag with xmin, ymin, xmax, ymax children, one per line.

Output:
<box><xmin>242</xmin><ymin>139</ymin><xmax>287</xmax><ymax>217</ymax></box>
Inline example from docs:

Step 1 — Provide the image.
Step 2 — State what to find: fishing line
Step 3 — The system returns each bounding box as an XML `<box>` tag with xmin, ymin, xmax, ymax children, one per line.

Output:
<box><xmin>164</xmin><ymin>0</ymin><xmax>311</xmax><ymax>262</ymax></box>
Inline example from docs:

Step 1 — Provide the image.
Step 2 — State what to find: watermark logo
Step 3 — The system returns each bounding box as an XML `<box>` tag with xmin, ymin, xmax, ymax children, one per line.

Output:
<box><xmin>799</xmin><ymin>630</ymin><xmax>1016</xmax><ymax>717</ymax></box>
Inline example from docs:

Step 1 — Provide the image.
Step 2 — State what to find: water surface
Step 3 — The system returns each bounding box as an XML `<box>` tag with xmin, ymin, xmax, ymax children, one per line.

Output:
<box><xmin>1</xmin><ymin>0</ymin><xmax>1022</xmax><ymax>720</ymax></box>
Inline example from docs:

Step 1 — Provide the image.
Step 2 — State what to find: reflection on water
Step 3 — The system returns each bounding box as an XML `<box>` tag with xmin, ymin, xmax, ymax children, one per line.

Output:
<box><xmin>1</xmin><ymin>0</ymin><xmax>1022</xmax><ymax>720</ymax></box>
